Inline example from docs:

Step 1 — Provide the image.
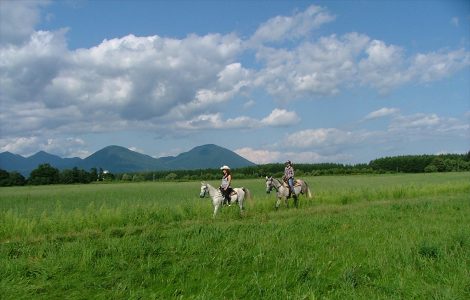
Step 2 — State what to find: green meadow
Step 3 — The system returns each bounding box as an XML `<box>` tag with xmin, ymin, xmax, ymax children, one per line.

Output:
<box><xmin>1</xmin><ymin>172</ymin><xmax>469</xmax><ymax>299</ymax></box>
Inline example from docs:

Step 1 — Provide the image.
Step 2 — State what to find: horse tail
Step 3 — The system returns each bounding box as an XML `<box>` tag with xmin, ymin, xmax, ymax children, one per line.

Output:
<box><xmin>242</xmin><ymin>187</ymin><xmax>252</xmax><ymax>202</ymax></box>
<box><xmin>304</xmin><ymin>181</ymin><xmax>313</xmax><ymax>198</ymax></box>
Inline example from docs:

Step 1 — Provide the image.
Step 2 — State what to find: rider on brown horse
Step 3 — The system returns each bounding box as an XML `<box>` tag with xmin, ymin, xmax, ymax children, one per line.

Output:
<box><xmin>283</xmin><ymin>160</ymin><xmax>296</xmax><ymax>198</ymax></box>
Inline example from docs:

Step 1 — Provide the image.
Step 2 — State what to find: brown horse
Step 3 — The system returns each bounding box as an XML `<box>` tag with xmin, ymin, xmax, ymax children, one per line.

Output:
<box><xmin>265</xmin><ymin>176</ymin><xmax>312</xmax><ymax>209</ymax></box>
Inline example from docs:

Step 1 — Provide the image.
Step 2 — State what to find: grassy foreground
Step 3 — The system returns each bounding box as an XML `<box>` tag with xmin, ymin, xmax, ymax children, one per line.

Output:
<box><xmin>1</xmin><ymin>172</ymin><xmax>469</xmax><ymax>299</ymax></box>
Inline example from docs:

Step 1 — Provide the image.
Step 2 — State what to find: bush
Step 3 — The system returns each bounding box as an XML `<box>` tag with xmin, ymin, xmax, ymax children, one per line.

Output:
<box><xmin>0</xmin><ymin>169</ymin><xmax>26</xmax><ymax>186</ymax></box>
<box><xmin>424</xmin><ymin>165</ymin><xmax>438</xmax><ymax>173</ymax></box>
<box><xmin>29</xmin><ymin>164</ymin><xmax>60</xmax><ymax>185</ymax></box>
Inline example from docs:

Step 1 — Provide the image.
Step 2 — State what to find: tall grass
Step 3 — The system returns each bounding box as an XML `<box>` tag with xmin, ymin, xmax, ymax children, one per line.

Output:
<box><xmin>1</xmin><ymin>172</ymin><xmax>469</xmax><ymax>299</ymax></box>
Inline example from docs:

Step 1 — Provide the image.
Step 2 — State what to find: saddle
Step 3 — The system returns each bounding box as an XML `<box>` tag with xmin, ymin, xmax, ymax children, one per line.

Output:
<box><xmin>221</xmin><ymin>188</ymin><xmax>237</xmax><ymax>206</ymax></box>
<box><xmin>282</xmin><ymin>180</ymin><xmax>301</xmax><ymax>188</ymax></box>
<box><xmin>219</xmin><ymin>187</ymin><xmax>237</xmax><ymax>200</ymax></box>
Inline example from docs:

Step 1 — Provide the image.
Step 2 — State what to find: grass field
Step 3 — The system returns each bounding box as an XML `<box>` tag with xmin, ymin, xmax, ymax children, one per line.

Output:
<box><xmin>1</xmin><ymin>172</ymin><xmax>469</xmax><ymax>299</ymax></box>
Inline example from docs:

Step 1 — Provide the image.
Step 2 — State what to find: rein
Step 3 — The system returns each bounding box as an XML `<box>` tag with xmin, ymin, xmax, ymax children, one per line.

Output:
<box><xmin>267</xmin><ymin>177</ymin><xmax>283</xmax><ymax>191</ymax></box>
<box><xmin>272</xmin><ymin>178</ymin><xmax>283</xmax><ymax>190</ymax></box>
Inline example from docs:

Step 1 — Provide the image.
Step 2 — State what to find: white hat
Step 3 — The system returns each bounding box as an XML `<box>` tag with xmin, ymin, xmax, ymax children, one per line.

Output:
<box><xmin>220</xmin><ymin>165</ymin><xmax>230</xmax><ymax>170</ymax></box>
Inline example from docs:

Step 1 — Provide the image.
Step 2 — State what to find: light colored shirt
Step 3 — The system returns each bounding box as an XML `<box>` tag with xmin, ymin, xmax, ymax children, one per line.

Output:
<box><xmin>284</xmin><ymin>166</ymin><xmax>294</xmax><ymax>179</ymax></box>
<box><xmin>221</xmin><ymin>174</ymin><xmax>231</xmax><ymax>188</ymax></box>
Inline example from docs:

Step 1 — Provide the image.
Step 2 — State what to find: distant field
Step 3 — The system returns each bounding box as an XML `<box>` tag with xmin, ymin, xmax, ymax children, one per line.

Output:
<box><xmin>1</xmin><ymin>172</ymin><xmax>469</xmax><ymax>299</ymax></box>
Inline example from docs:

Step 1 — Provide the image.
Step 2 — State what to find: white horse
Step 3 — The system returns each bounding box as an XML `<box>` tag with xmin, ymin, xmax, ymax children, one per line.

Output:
<box><xmin>200</xmin><ymin>182</ymin><xmax>251</xmax><ymax>217</ymax></box>
<box><xmin>265</xmin><ymin>176</ymin><xmax>312</xmax><ymax>209</ymax></box>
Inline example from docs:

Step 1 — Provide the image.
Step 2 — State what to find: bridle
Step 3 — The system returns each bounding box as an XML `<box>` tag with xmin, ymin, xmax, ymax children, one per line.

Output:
<box><xmin>200</xmin><ymin>184</ymin><xmax>208</xmax><ymax>198</ymax></box>
<box><xmin>266</xmin><ymin>176</ymin><xmax>279</xmax><ymax>193</ymax></box>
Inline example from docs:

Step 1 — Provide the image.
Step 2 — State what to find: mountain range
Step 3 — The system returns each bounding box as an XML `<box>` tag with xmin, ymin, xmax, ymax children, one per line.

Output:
<box><xmin>0</xmin><ymin>144</ymin><xmax>256</xmax><ymax>176</ymax></box>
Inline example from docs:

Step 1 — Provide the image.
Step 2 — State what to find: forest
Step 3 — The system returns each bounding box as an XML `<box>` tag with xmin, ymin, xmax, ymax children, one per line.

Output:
<box><xmin>1</xmin><ymin>152</ymin><xmax>469</xmax><ymax>186</ymax></box>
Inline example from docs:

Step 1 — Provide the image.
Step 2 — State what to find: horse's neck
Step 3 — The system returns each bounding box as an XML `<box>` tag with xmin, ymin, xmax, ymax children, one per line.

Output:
<box><xmin>206</xmin><ymin>184</ymin><xmax>220</xmax><ymax>196</ymax></box>
<box><xmin>273</xmin><ymin>178</ymin><xmax>283</xmax><ymax>189</ymax></box>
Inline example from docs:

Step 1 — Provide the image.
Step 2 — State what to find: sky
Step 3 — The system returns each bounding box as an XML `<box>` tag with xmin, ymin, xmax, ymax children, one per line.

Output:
<box><xmin>0</xmin><ymin>0</ymin><xmax>469</xmax><ymax>165</ymax></box>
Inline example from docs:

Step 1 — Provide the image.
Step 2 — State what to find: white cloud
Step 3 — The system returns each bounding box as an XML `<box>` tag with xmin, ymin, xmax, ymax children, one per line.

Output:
<box><xmin>0</xmin><ymin>136</ymin><xmax>88</xmax><ymax>158</ymax></box>
<box><xmin>0</xmin><ymin>0</ymin><xmax>50</xmax><ymax>46</ymax></box>
<box><xmin>41</xmin><ymin>137</ymin><xmax>88</xmax><ymax>158</ymax></box>
<box><xmin>175</xmin><ymin>113</ymin><xmax>225</xmax><ymax>130</ymax></box>
<box><xmin>364</xmin><ymin>107</ymin><xmax>400</xmax><ymax>120</ymax></box>
<box><xmin>410</xmin><ymin>49</ymin><xmax>470</xmax><ymax>83</ymax></box>
<box><xmin>1</xmin><ymin>2</ymin><xmax>469</xmax><ymax>160</ymax></box>
<box><xmin>2</xmin><ymin>3</ymin><xmax>469</xmax><ymax>140</ymax></box>
<box><xmin>243</xmin><ymin>99</ymin><xmax>255</xmax><ymax>109</ymax></box>
<box><xmin>389</xmin><ymin>113</ymin><xmax>440</xmax><ymax>131</ymax></box>
<box><xmin>70</xmin><ymin>33</ymin><xmax>243</xmax><ymax>121</ymax></box>
<box><xmin>254</xmin><ymin>32</ymin><xmax>371</xmax><ymax>98</ymax></box>
<box><xmin>254</xmin><ymin>32</ymin><xmax>469</xmax><ymax>98</ymax></box>
<box><xmin>284</xmin><ymin>128</ymin><xmax>359</xmax><ymax>149</ymax></box>
<box><xmin>358</xmin><ymin>40</ymin><xmax>409</xmax><ymax>91</ymax></box>
<box><xmin>0</xmin><ymin>31</ymin><xmax>245</xmax><ymax>138</ymax></box>
<box><xmin>0</xmin><ymin>137</ymin><xmax>39</xmax><ymax>155</ymax></box>
<box><xmin>235</xmin><ymin>147</ymin><xmax>282</xmax><ymax>164</ymax></box>
<box><xmin>260</xmin><ymin>109</ymin><xmax>300</xmax><ymax>126</ymax></box>
<box><xmin>173</xmin><ymin>109</ymin><xmax>298</xmax><ymax>130</ymax></box>
<box><xmin>217</xmin><ymin>63</ymin><xmax>251</xmax><ymax>89</ymax></box>
<box><xmin>0</xmin><ymin>30</ymin><xmax>69</xmax><ymax>105</ymax></box>
<box><xmin>234</xmin><ymin>147</ymin><xmax>351</xmax><ymax>164</ymax></box>
<box><xmin>250</xmin><ymin>5</ymin><xmax>335</xmax><ymax>45</ymax></box>
<box><xmin>389</xmin><ymin>113</ymin><xmax>470</xmax><ymax>136</ymax></box>
<box><xmin>128</xmin><ymin>146</ymin><xmax>145</xmax><ymax>154</ymax></box>
<box><xmin>451</xmin><ymin>17</ymin><xmax>459</xmax><ymax>27</ymax></box>
<box><xmin>358</xmin><ymin>45</ymin><xmax>470</xmax><ymax>91</ymax></box>
<box><xmin>274</xmin><ymin>111</ymin><xmax>469</xmax><ymax>162</ymax></box>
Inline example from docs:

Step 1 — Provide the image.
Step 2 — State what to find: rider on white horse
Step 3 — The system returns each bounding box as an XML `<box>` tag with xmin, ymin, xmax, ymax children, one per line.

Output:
<box><xmin>220</xmin><ymin>165</ymin><xmax>233</xmax><ymax>205</ymax></box>
<box><xmin>283</xmin><ymin>160</ymin><xmax>296</xmax><ymax>197</ymax></box>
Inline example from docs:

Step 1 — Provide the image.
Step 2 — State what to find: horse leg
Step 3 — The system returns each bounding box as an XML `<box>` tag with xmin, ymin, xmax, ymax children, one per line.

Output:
<box><xmin>293</xmin><ymin>195</ymin><xmax>299</xmax><ymax>208</ymax></box>
<box><xmin>230</xmin><ymin>194</ymin><xmax>238</xmax><ymax>206</ymax></box>
<box><xmin>213</xmin><ymin>203</ymin><xmax>220</xmax><ymax>218</ymax></box>
<box><xmin>241</xmin><ymin>190</ymin><xmax>246</xmax><ymax>210</ymax></box>
<box><xmin>238</xmin><ymin>198</ymin><xmax>244</xmax><ymax>215</ymax></box>
<box><xmin>294</xmin><ymin>187</ymin><xmax>300</xmax><ymax>208</ymax></box>
<box><xmin>275</xmin><ymin>197</ymin><xmax>281</xmax><ymax>210</ymax></box>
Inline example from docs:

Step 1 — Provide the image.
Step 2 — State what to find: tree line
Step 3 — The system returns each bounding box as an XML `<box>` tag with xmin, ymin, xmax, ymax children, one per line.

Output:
<box><xmin>1</xmin><ymin>152</ymin><xmax>469</xmax><ymax>186</ymax></box>
<box><xmin>0</xmin><ymin>164</ymin><xmax>114</xmax><ymax>186</ymax></box>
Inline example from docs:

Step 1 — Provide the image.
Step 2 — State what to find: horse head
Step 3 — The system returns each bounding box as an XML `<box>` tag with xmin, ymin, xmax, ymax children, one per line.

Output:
<box><xmin>200</xmin><ymin>182</ymin><xmax>208</xmax><ymax>198</ymax></box>
<box><xmin>265</xmin><ymin>176</ymin><xmax>274</xmax><ymax>194</ymax></box>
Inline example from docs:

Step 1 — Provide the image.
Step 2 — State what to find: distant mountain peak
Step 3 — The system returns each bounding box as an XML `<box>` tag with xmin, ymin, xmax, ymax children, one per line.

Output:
<box><xmin>0</xmin><ymin>144</ymin><xmax>256</xmax><ymax>176</ymax></box>
<box><xmin>29</xmin><ymin>150</ymin><xmax>49</xmax><ymax>156</ymax></box>
<box><xmin>92</xmin><ymin>145</ymin><xmax>130</xmax><ymax>153</ymax></box>
<box><xmin>28</xmin><ymin>151</ymin><xmax>62</xmax><ymax>161</ymax></box>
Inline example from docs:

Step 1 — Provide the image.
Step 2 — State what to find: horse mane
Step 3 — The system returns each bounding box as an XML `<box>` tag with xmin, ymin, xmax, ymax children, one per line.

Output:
<box><xmin>273</xmin><ymin>178</ymin><xmax>283</xmax><ymax>187</ymax></box>
<box><xmin>204</xmin><ymin>182</ymin><xmax>222</xmax><ymax>197</ymax></box>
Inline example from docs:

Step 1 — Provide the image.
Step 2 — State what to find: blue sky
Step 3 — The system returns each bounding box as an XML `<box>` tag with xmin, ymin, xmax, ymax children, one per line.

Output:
<box><xmin>0</xmin><ymin>0</ymin><xmax>469</xmax><ymax>164</ymax></box>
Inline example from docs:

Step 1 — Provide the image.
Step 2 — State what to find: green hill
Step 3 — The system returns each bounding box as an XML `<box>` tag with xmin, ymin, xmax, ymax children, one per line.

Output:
<box><xmin>161</xmin><ymin>144</ymin><xmax>255</xmax><ymax>170</ymax></box>
<box><xmin>0</xmin><ymin>144</ymin><xmax>256</xmax><ymax>175</ymax></box>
